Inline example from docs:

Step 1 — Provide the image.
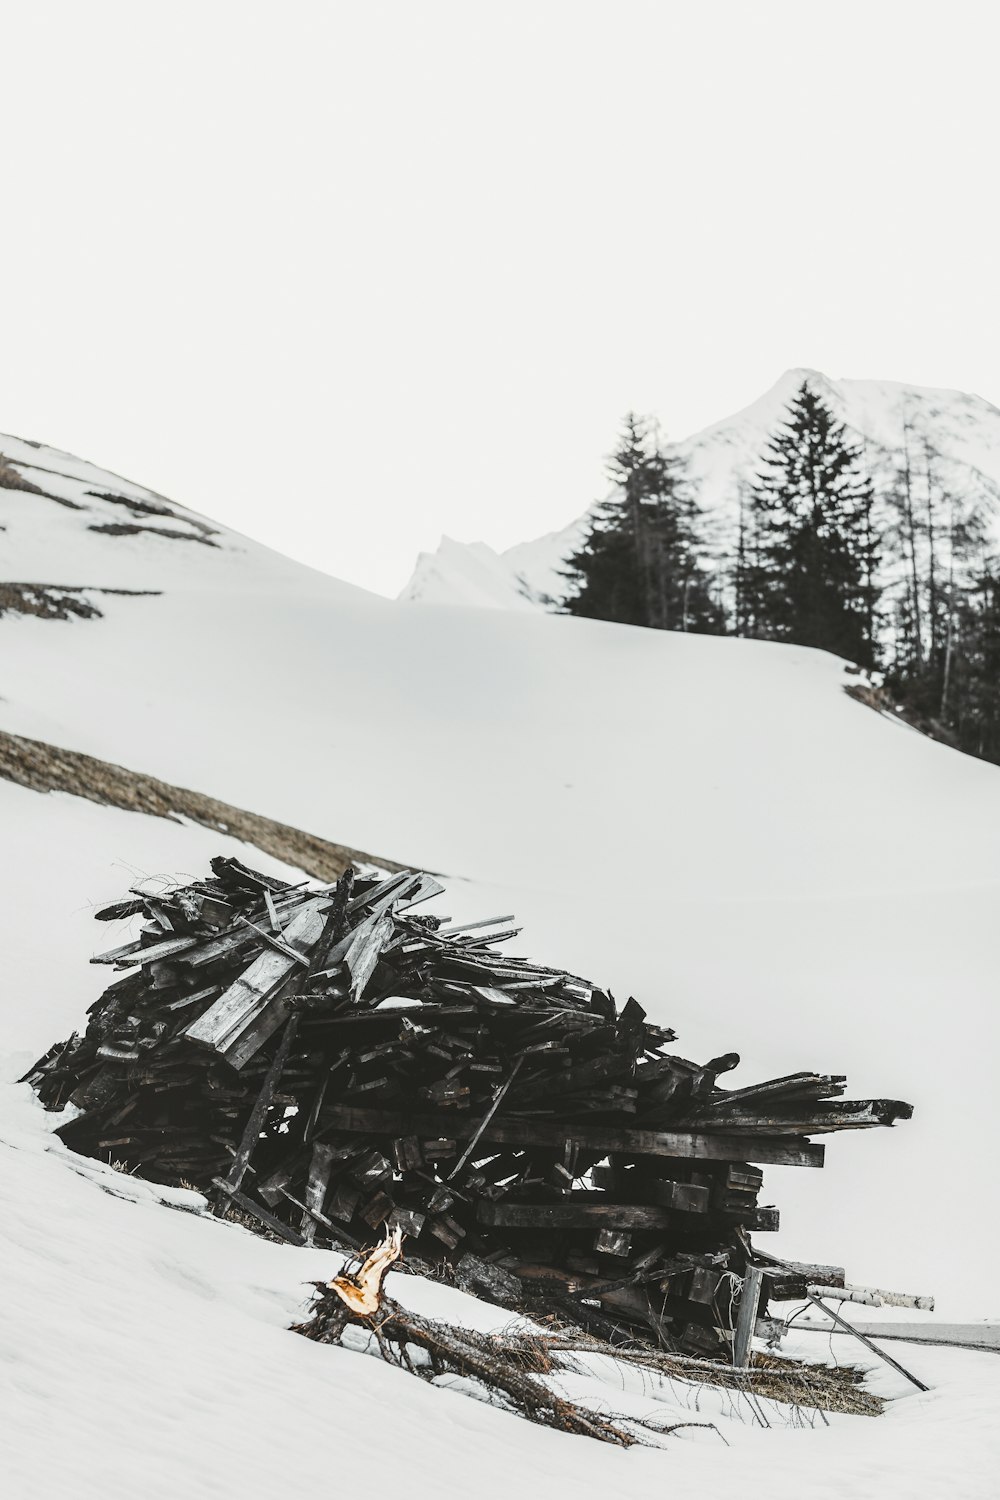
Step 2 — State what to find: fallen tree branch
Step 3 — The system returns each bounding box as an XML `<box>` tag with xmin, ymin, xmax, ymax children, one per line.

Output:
<box><xmin>292</xmin><ymin>1237</ymin><xmax>638</xmax><ymax>1446</ymax></box>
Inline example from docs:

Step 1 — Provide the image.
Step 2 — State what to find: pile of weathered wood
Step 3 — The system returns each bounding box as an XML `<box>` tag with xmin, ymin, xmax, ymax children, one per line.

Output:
<box><xmin>26</xmin><ymin>857</ymin><xmax>912</xmax><ymax>1357</ymax></box>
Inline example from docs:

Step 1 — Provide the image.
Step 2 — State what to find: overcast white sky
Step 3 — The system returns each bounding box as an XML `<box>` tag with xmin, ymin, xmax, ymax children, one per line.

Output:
<box><xmin>1</xmin><ymin>1</ymin><xmax>998</xmax><ymax>595</ymax></box>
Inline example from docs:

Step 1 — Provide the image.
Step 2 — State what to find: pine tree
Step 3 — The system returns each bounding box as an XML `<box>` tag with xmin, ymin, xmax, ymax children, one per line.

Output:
<box><xmin>949</xmin><ymin>564</ymin><xmax>1000</xmax><ymax>763</ymax></box>
<box><xmin>742</xmin><ymin>382</ymin><xmax>879</xmax><ymax>668</ymax></box>
<box><xmin>883</xmin><ymin>433</ymin><xmax>991</xmax><ymax>730</ymax></box>
<box><xmin>562</xmin><ymin>414</ymin><xmax>723</xmax><ymax>633</ymax></box>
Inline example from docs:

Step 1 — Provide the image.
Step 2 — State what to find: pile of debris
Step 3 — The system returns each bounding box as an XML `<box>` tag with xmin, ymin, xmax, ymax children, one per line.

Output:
<box><xmin>26</xmin><ymin>857</ymin><xmax>912</xmax><ymax>1358</ymax></box>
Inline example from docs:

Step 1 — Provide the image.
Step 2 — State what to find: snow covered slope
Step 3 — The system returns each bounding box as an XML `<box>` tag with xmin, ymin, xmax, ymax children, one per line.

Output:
<box><xmin>5</xmin><ymin>429</ymin><xmax>1000</xmax><ymax>1496</ymax></box>
<box><xmin>2</xmin><ymin>428</ymin><xmax>1000</xmax><ymax>1322</ymax></box>
<box><xmin>0</xmin><ymin>429</ymin><xmax>366</xmax><ymax>600</ymax></box>
<box><xmin>3</xmin><ymin>776</ymin><xmax>1000</xmax><ymax>1500</ymax></box>
<box><xmin>399</xmin><ymin>368</ymin><xmax>1000</xmax><ymax>609</ymax></box>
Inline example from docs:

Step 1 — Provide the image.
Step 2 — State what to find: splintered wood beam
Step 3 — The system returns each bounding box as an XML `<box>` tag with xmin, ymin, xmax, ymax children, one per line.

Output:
<box><xmin>345</xmin><ymin>911</ymin><xmax>396</xmax><ymax>1000</ymax></box>
<box><xmin>344</xmin><ymin>871</ymin><xmax>421</xmax><ymax>921</ymax></box>
<box><xmin>319</xmin><ymin>1105</ymin><xmax>826</xmax><ymax>1167</ymax></box>
<box><xmin>700</xmin><ymin>1073</ymin><xmax>847</xmax><ymax>1108</ymax></box>
<box><xmin>303</xmin><ymin>866</ymin><xmax>355</xmax><ymax>983</ymax></box>
<box><xmin>314</xmin><ymin>909</ymin><xmax>395</xmax><ymax>996</ymax></box>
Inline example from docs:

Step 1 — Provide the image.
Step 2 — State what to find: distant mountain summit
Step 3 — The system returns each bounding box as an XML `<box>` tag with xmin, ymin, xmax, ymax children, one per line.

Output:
<box><xmin>399</xmin><ymin>368</ymin><xmax>1000</xmax><ymax>610</ymax></box>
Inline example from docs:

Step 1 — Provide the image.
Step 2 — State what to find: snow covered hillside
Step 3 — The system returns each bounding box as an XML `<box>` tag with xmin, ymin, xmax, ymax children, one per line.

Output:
<box><xmin>2</xmin><ymin>427</ymin><xmax>1000</xmax><ymax>1317</ymax></box>
<box><xmin>4</xmin><ymin>769</ymin><xmax>1000</xmax><ymax>1500</ymax></box>
<box><xmin>399</xmin><ymin>368</ymin><xmax>1000</xmax><ymax>610</ymax></box>
<box><xmin>4</xmin><ymin>429</ymin><xmax>1000</xmax><ymax>1495</ymax></box>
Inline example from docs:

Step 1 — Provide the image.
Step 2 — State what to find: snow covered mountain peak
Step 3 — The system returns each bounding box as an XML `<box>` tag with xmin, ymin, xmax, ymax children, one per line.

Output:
<box><xmin>399</xmin><ymin>368</ymin><xmax>1000</xmax><ymax>611</ymax></box>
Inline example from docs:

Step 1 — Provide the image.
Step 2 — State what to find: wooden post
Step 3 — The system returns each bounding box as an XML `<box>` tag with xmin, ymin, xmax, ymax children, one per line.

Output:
<box><xmin>733</xmin><ymin>1264</ymin><xmax>765</xmax><ymax>1368</ymax></box>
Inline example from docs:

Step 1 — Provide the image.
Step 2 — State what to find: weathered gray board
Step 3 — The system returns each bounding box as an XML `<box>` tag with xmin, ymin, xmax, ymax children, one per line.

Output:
<box><xmin>185</xmin><ymin>899</ymin><xmax>328</xmax><ymax>1064</ymax></box>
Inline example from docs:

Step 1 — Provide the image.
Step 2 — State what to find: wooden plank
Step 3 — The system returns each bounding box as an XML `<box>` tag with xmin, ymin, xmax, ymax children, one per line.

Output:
<box><xmin>647</xmin><ymin>1179</ymin><xmax>710</xmax><ymax>1213</ymax></box>
<box><xmin>476</xmin><ymin>1200</ymin><xmax>713</xmax><ymax>1229</ymax></box>
<box><xmin>345</xmin><ymin>870</ymin><xmax>420</xmax><ymax>921</ymax></box>
<box><xmin>688</xmin><ymin>1099</ymin><xmax>913</xmax><ymax>1133</ymax></box>
<box><xmin>395</xmin><ymin>874</ymin><xmax>446</xmax><ymax>911</ymax></box>
<box><xmin>319</xmin><ymin>1104</ymin><xmax>826</xmax><ymax>1167</ymax></box>
<box><xmin>184</xmin><ymin>900</ymin><xmax>327</xmax><ymax>1058</ymax></box>
<box><xmin>236</xmin><ymin>915</ymin><xmax>312</xmax><ymax>966</ymax></box>
<box><xmin>590</xmin><ymin>1167</ymin><xmax>708</xmax><ymax>1212</ymax></box>
<box><xmin>91</xmin><ymin>930</ymin><xmax>201</xmax><ymax>966</ymax></box>
<box><xmin>438</xmin><ymin>914</ymin><xmax>516</xmax><ymax>936</ymax></box>
<box><xmin>263</xmin><ymin>888</ymin><xmax>282</xmax><ymax>932</ymax></box>
<box><xmin>512</xmin><ymin>1052</ymin><xmax>631</xmax><ymax>1103</ymax></box>
<box><xmin>314</xmin><ymin>909</ymin><xmax>395</xmax><ymax>997</ymax></box>
<box><xmin>184</xmin><ymin>891</ymin><xmax>332</xmax><ymax>969</ymax></box>
<box><xmin>303</xmin><ymin>1140</ymin><xmax>338</xmax><ymax>1238</ymax></box>
<box><xmin>700</xmin><ymin>1073</ymin><xmax>846</xmax><ymax>1109</ymax></box>
<box><xmin>344</xmin><ymin>910</ymin><xmax>395</xmax><ymax>999</ymax></box>
<box><xmin>164</xmin><ymin>984</ymin><xmax>221</xmax><ymax>1012</ymax></box>
<box><xmin>733</xmin><ymin>1264</ymin><xmax>765</xmax><ymax>1368</ymax></box>
<box><xmin>224</xmin><ymin>996</ymin><xmax>295</xmax><ymax>1071</ymax></box>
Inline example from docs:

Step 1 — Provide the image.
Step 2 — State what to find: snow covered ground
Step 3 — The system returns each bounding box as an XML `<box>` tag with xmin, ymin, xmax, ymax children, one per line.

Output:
<box><xmin>5</xmin><ymin>582</ymin><xmax>1000</xmax><ymax>1313</ymax></box>
<box><xmin>3</xmin><ymin>431</ymin><xmax>1000</xmax><ymax>1495</ymax></box>
<box><xmin>3</xmin><ymin>777</ymin><xmax>999</xmax><ymax>1500</ymax></box>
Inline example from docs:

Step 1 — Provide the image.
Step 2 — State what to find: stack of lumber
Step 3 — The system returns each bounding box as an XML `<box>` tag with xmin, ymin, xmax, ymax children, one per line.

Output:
<box><xmin>25</xmin><ymin>857</ymin><xmax>912</xmax><ymax>1356</ymax></box>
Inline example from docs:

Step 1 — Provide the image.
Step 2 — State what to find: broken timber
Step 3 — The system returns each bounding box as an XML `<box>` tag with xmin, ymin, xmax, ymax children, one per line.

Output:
<box><xmin>318</xmin><ymin>1104</ymin><xmax>826</xmax><ymax>1167</ymax></box>
<box><xmin>24</xmin><ymin>855</ymin><xmax>913</xmax><ymax>1362</ymax></box>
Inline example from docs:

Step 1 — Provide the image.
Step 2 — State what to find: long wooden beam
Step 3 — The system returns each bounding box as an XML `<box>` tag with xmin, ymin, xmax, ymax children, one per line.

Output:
<box><xmin>688</xmin><ymin>1099</ymin><xmax>913</xmax><ymax>1134</ymax></box>
<box><xmin>478</xmin><ymin>1202</ymin><xmax>676</xmax><ymax>1229</ymax></box>
<box><xmin>319</xmin><ymin>1104</ymin><xmax>825</xmax><ymax>1167</ymax></box>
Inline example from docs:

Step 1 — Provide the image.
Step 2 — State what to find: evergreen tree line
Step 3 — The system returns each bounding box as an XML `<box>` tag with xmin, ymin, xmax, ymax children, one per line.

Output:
<box><xmin>562</xmin><ymin>381</ymin><xmax>1000</xmax><ymax>765</ymax></box>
